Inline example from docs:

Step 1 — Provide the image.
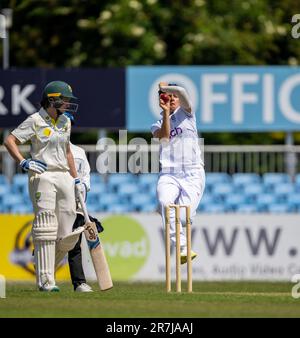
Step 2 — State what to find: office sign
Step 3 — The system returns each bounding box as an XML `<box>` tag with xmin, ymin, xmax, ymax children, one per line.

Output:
<box><xmin>127</xmin><ymin>66</ymin><xmax>300</xmax><ymax>132</ymax></box>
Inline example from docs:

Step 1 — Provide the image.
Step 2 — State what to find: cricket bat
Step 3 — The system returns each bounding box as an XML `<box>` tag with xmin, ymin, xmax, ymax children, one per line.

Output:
<box><xmin>78</xmin><ymin>192</ymin><xmax>113</xmax><ymax>291</ymax></box>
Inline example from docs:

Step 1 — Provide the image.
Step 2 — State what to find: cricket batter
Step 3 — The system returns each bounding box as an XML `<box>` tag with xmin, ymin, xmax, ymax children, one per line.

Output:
<box><xmin>151</xmin><ymin>82</ymin><xmax>205</xmax><ymax>263</ymax></box>
<box><xmin>4</xmin><ymin>81</ymin><xmax>85</xmax><ymax>291</ymax></box>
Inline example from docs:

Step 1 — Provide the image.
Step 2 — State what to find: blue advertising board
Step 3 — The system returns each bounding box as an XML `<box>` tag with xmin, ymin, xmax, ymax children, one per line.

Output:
<box><xmin>0</xmin><ymin>69</ymin><xmax>125</xmax><ymax>129</ymax></box>
<box><xmin>127</xmin><ymin>66</ymin><xmax>300</xmax><ymax>132</ymax></box>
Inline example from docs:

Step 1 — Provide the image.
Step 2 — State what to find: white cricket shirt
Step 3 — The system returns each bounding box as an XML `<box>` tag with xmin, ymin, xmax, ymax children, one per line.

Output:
<box><xmin>11</xmin><ymin>108</ymin><xmax>71</xmax><ymax>171</ymax></box>
<box><xmin>70</xmin><ymin>143</ymin><xmax>91</xmax><ymax>191</ymax></box>
<box><xmin>151</xmin><ymin>107</ymin><xmax>204</xmax><ymax>173</ymax></box>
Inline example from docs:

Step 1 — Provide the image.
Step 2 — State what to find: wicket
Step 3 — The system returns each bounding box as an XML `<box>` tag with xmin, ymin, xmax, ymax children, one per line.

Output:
<box><xmin>165</xmin><ymin>204</ymin><xmax>192</xmax><ymax>293</ymax></box>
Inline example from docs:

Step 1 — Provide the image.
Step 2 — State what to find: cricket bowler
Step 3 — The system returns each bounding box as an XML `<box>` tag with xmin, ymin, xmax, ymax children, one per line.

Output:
<box><xmin>151</xmin><ymin>82</ymin><xmax>205</xmax><ymax>263</ymax></box>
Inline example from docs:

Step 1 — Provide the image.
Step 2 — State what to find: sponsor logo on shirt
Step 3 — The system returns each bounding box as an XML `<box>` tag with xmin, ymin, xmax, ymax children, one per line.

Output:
<box><xmin>35</xmin><ymin>192</ymin><xmax>41</xmax><ymax>202</ymax></box>
<box><xmin>170</xmin><ymin>127</ymin><xmax>183</xmax><ymax>139</ymax></box>
<box><xmin>43</xmin><ymin>128</ymin><xmax>52</xmax><ymax>137</ymax></box>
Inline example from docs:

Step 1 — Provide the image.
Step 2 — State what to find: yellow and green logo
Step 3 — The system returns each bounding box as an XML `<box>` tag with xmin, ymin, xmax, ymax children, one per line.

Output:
<box><xmin>43</xmin><ymin>128</ymin><xmax>52</xmax><ymax>137</ymax></box>
<box><xmin>35</xmin><ymin>192</ymin><xmax>41</xmax><ymax>202</ymax></box>
<box><xmin>100</xmin><ymin>215</ymin><xmax>150</xmax><ymax>280</ymax></box>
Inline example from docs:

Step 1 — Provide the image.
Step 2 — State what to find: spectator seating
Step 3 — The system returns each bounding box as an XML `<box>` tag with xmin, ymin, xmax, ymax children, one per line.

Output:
<box><xmin>1</xmin><ymin>172</ymin><xmax>300</xmax><ymax>213</ymax></box>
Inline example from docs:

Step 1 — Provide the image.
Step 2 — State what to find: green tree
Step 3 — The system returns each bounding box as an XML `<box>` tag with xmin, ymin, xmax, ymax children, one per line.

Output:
<box><xmin>1</xmin><ymin>0</ymin><xmax>300</xmax><ymax>67</ymax></box>
<box><xmin>1</xmin><ymin>0</ymin><xmax>300</xmax><ymax>144</ymax></box>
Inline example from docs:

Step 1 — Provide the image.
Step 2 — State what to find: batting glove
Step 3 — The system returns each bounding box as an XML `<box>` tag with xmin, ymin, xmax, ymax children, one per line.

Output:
<box><xmin>20</xmin><ymin>159</ymin><xmax>47</xmax><ymax>174</ymax></box>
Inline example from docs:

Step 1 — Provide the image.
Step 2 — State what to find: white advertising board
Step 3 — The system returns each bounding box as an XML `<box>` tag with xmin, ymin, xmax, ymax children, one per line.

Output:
<box><xmin>82</xmin><ymin>213</ymin><xmax>300</xmax><ymax>281</ymax></box>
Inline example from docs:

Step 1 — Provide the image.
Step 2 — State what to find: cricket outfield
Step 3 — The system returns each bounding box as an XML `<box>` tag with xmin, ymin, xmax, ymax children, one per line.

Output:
<box><xmin>0</xmin><ymin>281</ymin><xmax>300</xmax><ymax>318</ymax></box>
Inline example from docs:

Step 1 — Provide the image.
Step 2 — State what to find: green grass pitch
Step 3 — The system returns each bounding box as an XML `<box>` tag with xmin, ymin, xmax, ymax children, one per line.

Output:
<box><xmin>1</xmin><ymin>281</ymin><xmax>300</xmax><ymax>318</ymax></box>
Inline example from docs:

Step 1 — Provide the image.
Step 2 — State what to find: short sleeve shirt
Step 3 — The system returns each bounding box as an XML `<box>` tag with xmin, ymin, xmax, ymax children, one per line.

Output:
<box><xmin>70</xmin><ymin>143</ymin><xmax>91</xmax><ymax>191</ymax></box>
<box><xmin>151</xmin><ymin>107</ymin><xmax>203</xmax><ymax>172</ymax></box>
<box><xmin>11</xmin><ymin>108</ymin><xmax>71</xmax><ymax>171</ymax></box>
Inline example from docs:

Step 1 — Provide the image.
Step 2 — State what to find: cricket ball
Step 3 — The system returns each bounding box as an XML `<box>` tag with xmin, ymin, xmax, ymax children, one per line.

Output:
<box><xmin>160</xmin><ymin>93</ymin><xmax>170</xmax><ymax>103</ymax></box>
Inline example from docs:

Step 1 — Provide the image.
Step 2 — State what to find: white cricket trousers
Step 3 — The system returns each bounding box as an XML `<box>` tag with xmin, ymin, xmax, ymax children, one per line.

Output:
<box><xmin>157</xmin><ymin>168</ymin><xmax>205</xmax><ymax>249</ymax></box>
<box><xmin>29</xmin><ymin>171</ymin><xmax>76</xmax><ymax>239</ymax></box>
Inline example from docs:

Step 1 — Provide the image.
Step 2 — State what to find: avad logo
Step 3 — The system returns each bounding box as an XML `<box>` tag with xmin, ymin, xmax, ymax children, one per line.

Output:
<box><xmin>100</xmin><ymin>215</ymin><xmax>150</xmax><ymax>280</ymax></box>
